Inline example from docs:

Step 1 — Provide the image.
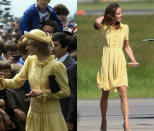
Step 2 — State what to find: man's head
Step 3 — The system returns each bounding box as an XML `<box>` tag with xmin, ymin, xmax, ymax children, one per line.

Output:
<box><xmin>53</xmin><ymin>4</ymin><xmax>69</xmax><ymax>25</ymax></box>
<box><xmin>41</xmin><ymin>20</ymin><xmax>61</xmax><ymax>34</ymax></box>
<box><xmin>37</xmin><ymin>0</ymin><xmax>51</xmax><ymax>11</ymax></box>
<box><xmin>3</xmin><ymin>41</ymin><xmax>20</xmax><ymax>62</ymax></box>
<box><xmin>0</xmin><ymin>61</ymin><xmax>12</xmax><ymax>78</ymax></box>
<box><xmin>0</xmin><ymin>61</ymin><xmax>21</xmax><ymax>79</ymax></box>
<box><xmin>4</xmin><ymin>42</ymin><xmax>19</xmax><ymax>57</ymax></box>
<box><xmin>52</xmin><ymin>32</ymin><xmax>70</xmax><ymax>58</ymax></box>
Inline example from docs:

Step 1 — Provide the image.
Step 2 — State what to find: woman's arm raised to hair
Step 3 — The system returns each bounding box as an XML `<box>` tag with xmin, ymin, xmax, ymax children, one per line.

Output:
<box><xmin>94</xmin><ymin>16</ymin><xmax>104</xmax><ymax>30</ymax></box>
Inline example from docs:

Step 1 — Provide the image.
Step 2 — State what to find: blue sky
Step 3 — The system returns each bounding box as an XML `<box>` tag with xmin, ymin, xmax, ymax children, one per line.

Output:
<box><xmin>10</xmin><ymin>0</ymin><xmax>77</xmax><ymax>17</ymax></box>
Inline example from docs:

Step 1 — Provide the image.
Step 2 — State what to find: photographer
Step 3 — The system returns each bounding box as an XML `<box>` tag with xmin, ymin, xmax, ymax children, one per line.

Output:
<box><xmin>0</xmin><ymin>61</ymin><xmax>16</xmax><ymax>130</ymax></box>
<box><xmin>0</xmin><ymin>61</ymin><xmax>28</xmax><ymax>131</ymax></box>
<box><xmin>3</xmin><ymin>41</ymin><xmax>20</xmax><ymax>64</ymax></box>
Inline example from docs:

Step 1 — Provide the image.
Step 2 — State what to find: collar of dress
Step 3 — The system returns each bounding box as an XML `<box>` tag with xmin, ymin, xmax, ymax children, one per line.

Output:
<box><xmin>34</xmin><ymin>55</ymin><xmax>55</xmax><ymax>67</ymax></box>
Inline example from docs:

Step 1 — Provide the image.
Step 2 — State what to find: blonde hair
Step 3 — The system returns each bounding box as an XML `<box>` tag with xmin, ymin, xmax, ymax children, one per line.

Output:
<box><xmin>17</xmin><ymin>36</ymin><xmax>28</xmax><ymax>55</ymax></box>
<box><xmin>24</xmin><ymin>38</ymin><xmax>50</xmax><ymax>56</ymax></box>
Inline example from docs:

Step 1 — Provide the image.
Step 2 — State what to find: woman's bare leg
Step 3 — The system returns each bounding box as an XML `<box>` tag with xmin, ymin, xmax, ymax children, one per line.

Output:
<box><xmin>100</xmin><ymin>90</ymin><xmax>109</xmax><ymax>131</ymax></box>
<box><xmin>118</xmin><ymin>86</ymin><xmax>130</xmax><ymax>130</ymax></box>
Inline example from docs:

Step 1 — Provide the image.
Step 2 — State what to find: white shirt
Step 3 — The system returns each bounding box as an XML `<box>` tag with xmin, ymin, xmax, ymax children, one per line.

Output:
<box><xmin>57</xmin><ymin>53</ymin><xmax>69</xmax><ymax>63</ymax></box>
<box><xmin>39</xmin><ymin>11</ymin><xmax>50</xmax><ymax>22</ymax></box>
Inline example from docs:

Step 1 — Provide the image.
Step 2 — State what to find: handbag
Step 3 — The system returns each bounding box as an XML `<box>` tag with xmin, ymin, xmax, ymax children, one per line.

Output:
<box><xmin>48</xmin><ymin>75</ymin><xmax>60</xmax><ymax>93</ymax></box>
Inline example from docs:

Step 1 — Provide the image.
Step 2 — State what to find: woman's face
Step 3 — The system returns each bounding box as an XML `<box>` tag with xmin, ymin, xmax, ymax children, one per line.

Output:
<box><xmin>26</xmin><ymin>44</ymin><xmax>38</xmax><ymax>56</ymax></box>
<box><xmin>115</xmin><ymin>7</ymin><xmax>122</xmax><ymax>22</ymax></box>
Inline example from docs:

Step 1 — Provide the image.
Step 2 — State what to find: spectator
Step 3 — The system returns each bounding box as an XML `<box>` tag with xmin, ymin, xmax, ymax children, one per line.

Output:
<box><xmin>53</xmin><ymin>4</ymin><xmax>69</xmax><ymax>27</ymax></box>
<box><xmin>0</xmin><ymin>41</ymin><xmax>7</xmax><ymax>61</ymax></box>
<box><xmin>0</xmin><ymin>29</ymin><xmax>3</xmax><ymax>40</ymax></box>
<box><xmin>19</xmin><ymin>0</ymin><xmax>63</xmax><ymax>35</ymax></box>
<box><xmin>68</xmin><ymin>34</ymin><xmax>77</xmax><ymax>61</ymax></box>
<box><xmin>41</xmin><ymin>20</ymin><xmax>61</xmax><ymax>35</ymax></box>
<box><xmin>0</xmin><ymin>61</ymin><xmax>16</xmax><ymax>130</ymax></box>
<box><xmin>52</xmin><ymin>32</ymin><xmax>77</xmax><ymax>131</ymax></box>
<box><xmin>67</xmin><ymin>23</ymin><xmax>77</xmax><ymax>36</ymax></box>
<box><xmin>4</xmin><ymin>63</ymin><xmax>28</xmax><ymax>131</ymax></box>
<box><xmin>62</xmin><ymin>27</ymin><xmax>77</xmax><ymax>61</ymax></box>
<box><xmin>3</xmin><ymin>41</ymin><xmax>20</xmax><ymax>63</ymax></box>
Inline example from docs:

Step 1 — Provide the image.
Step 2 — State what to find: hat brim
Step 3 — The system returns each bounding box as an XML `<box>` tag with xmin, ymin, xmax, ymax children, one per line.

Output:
<box><xmin>24</xmin><ymin>31</ymin><xmax>51</xmax><ymax>45</ymax></box>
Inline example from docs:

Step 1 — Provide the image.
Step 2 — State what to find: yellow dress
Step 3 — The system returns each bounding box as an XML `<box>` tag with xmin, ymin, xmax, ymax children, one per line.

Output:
<box><xmin>1</xmin><ymin>55</ymin><xmax>70</xmax><ymax>131</ymax></box>
<box><xmin>96</xmin><ymin>23</ymin><xmax>129</xmax><ymax>92</ymax></box>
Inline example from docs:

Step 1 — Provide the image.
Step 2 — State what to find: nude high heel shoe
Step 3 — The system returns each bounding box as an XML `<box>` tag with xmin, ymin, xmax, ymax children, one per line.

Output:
<box><xmin>123</xmin><ymin>123</ymin><xmax>132</xmax><ymax>131</ymax></box>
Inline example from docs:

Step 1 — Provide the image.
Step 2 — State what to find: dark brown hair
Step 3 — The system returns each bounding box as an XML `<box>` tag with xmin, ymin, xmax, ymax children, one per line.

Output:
<box><xmin>3</xmin><ymin>41</ymin><xmax>18</xmax><ymax>52</ymax></box>
<box><xmin>53</xmin><ymin>4</ymin><xmax>69</xmax><ymax>16</ymax></box>
<box><xmin>41</xmin><ymin>20</ymin><xmax>61</xmax><ymax>33</ymax></box>
<box><xmin>102</xmin><ymin>3</ymin><xmax>120</xmax><ymax>29</ymax></box>
<box><xmin>0</xmin><ymin>40</ymin><xmax>4</xmax><ymax>51</ymax></box>
<box><xmin>0</xmin><ymin>61</ymin><xmax>11</xmax><ymax>70</ymax></box>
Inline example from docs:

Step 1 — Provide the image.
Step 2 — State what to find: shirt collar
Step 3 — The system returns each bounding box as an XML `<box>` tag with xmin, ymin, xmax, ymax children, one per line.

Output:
<box><xmin>57</xmin><ymin>53</ymin><xmax>69</xmax><ymax>63</ymax></box>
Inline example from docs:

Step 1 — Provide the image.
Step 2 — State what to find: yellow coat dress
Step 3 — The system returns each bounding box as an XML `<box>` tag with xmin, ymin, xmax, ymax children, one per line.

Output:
<box><xmin>96</xmin><ymin>23</ymin><xmax>129</xmax><ymax>92</ymax></box>
<box><xmin>1</xmin><ymin>55</ymin><xmax>70</xmax><ymax>131</ymax></box>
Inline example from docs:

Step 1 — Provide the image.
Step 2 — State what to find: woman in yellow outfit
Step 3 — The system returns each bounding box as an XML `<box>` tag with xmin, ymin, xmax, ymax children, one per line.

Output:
<box><xmin>0</xmin><ymin>29</ymin><xmax>70</xmax><ymax>131</ymax></box>
<box><xmin>94</xmin><ymin>3</ymin><xmax>139</xmax><ymax>131</ymax></box>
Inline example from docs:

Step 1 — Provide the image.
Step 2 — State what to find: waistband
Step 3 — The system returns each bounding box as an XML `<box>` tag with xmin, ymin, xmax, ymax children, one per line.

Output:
<box><xmin>103</xmin><ymin>46</ymin><xmax>122</xmax><ymax>48</ymax></box>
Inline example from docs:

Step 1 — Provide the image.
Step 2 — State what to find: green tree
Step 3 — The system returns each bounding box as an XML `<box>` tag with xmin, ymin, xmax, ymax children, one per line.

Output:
<box><xmin>0</xmin><ymin>0</ymin><xmax>12</xmax><ymax>22</ymax></box>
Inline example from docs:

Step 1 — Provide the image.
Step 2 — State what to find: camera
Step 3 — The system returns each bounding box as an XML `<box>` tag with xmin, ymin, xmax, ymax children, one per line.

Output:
<box><xmin>12</xmin><ymin>55</ymin><xmax>20</xmax><ymax>62</ymax></box>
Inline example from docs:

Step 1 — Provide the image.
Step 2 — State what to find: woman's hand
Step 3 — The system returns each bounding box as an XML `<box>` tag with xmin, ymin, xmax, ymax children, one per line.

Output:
<box><xmin>95</xmin><ymin>16</ymin><xmax>104</xmax><ymax>24</ymax></box>
<box><xmin>26</xmin><ymin>89</ymin><xmax>43</xmax><ymax>97</ymax></box>
<box><xmin>94</xmin><ymin>16</ymin><xmax>104</xmax><ymax>29</ymax></box>
<box><xmin>127</xmin><ymin>61</ymin><xmax>140</xmax><ymax>68</ymax></box>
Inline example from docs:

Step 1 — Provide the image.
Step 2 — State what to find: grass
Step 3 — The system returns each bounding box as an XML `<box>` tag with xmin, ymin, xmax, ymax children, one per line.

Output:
<box><xmin>78</xmin><ymin>14</ymin><xmax>154</xmax><ymax>99</ymax></box>
<box><xmin>78</xmin><ymin>0</ymin><xmax>154</xmax><ymax>11</ymax></box>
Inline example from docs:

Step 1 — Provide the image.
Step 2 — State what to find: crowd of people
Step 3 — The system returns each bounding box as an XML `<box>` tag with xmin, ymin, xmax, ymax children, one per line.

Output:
<box><xmin>0</xmin><ymin>0</ymin><xmax>77</xmax><ymax>131</ymax></box>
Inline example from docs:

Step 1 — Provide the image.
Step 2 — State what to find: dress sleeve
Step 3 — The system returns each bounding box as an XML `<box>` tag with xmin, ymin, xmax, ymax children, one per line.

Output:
<box><xmin>3</xmin><ymin>56</ymin><xmax>30</xmax><ymax>89</ymax></box>
<box><xmin>124</xmin><ymin>24</ymin><xmax>129</xmax><ymax>41</ymax></box>
<box><xmin>41</xmin><ymin>62</ymin><xmax>70</xmax><ymax>100</ymax></box>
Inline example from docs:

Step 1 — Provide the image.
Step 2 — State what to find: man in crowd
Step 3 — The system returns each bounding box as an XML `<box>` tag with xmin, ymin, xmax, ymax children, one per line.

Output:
<box><xmin>41</xmin><ymin>20</ymin><xmax>61</xmax><ymax>35</ymax></box>
<box><xmin>52</xmin><ymin>32</ymin><xmax>77</xmax><ymax>131</ymax></box>
<box><xmin>53</xmin><ymin>4</ymin><xmax>70</xmax><ymax>27</ymax></box>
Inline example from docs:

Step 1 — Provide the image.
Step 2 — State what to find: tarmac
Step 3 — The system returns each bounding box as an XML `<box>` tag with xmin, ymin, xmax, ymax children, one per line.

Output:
<box><xmin>77</xmin><ymin>98</ymin><xmax>154</xmax><ymax>131</ymax></box>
